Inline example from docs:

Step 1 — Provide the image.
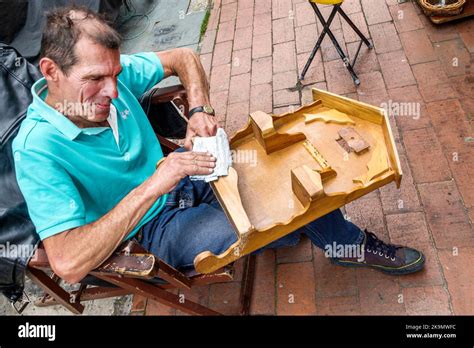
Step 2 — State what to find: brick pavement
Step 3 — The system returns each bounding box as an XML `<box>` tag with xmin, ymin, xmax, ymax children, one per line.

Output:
<box><xmin>132</xmin><ymin>0</ymin><xmax>474</xmax><ymax>315</ymax></box>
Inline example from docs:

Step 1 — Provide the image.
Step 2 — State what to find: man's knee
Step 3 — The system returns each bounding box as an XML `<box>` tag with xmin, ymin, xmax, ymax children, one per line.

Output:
<box><xmin>191</xmin><ymin>206</ymin><xmax>238</xmax><ymax>252</ymax></box>
<box><xmin>167</xmin><ymin>204</ymin><xmax>237</xmax><ymax>265</ymax></box>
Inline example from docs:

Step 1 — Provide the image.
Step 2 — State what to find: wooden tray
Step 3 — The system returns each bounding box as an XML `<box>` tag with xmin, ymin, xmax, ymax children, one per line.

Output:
<box><xmin>194</xmin><ymin>89</ymin><xmax>402</xmax><ymax>274</ymax></box>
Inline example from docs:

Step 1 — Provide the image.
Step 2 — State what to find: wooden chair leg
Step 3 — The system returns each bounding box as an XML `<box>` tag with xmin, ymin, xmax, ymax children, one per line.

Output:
<box><xmin>94</xmin><ymin>274</ymin><xmax>222</xmax><ymax>316</ymax></box>
<box><xmin>27</xmin><ymin>268</ymin><xmax>84</xmax><ymax>314</ymax></box>
<box><xmin>239</xmin><ymin>254</ymin><xmax>256</xmax><ymax>315</ymax></box>
<box><xmin>35</xmin><ymin>286</ymin><xmax>131</xmax><ymax>308</ymax></box>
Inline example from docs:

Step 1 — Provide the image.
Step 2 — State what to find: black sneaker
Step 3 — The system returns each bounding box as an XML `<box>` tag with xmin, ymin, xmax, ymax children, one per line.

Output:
<box><xmin>331</xmin><ymin>230</ymin><xmax>425</xmax><ymax>275</ymax></box>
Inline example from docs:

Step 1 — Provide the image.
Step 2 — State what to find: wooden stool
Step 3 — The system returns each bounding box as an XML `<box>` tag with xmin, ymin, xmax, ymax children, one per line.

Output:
<box><xmin>299</xmin><ymin>0</ymin><xmax>373</xmax><ymax>85</ymax></box>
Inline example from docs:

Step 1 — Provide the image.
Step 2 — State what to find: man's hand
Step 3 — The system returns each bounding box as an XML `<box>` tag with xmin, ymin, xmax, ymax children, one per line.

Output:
<box><xmin>155</xmin><ymin>48</ymin><xmax>217</xmax><ymax>149</ymax></box>
<box><xmin>43</xmin><ymin>150</ymin><xmax>215</xmax><ymax>284</ymax></box>
<box><xmin>150</xmin><ymin>150</ymin><xmax>216</xmax><ymax>194</ymax></box>
<box><xmin>183</xmin><ymin>112</ymin><xmax>218</xmax><ymax>150</ymax></box>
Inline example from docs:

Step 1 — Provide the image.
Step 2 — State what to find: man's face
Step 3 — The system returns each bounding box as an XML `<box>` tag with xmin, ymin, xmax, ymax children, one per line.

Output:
<box><xmin>54</xmin><ymin>36</ymin><xmax>122</xmax><ymax>123</ymax></box>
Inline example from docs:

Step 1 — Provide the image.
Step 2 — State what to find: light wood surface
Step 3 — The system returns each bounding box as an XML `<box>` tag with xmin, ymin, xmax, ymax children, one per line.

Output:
<box><xmin>194</xmin><ymin>89</ymin><xmax>402</xmax><ymax>274</ymax></box>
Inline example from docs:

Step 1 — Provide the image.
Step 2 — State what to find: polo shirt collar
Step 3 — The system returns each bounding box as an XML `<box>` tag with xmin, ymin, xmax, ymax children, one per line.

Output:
<box><xmin>30</xmin><ymin>78</ymin><xmax>110</xmax><ymax>140</ymax></box>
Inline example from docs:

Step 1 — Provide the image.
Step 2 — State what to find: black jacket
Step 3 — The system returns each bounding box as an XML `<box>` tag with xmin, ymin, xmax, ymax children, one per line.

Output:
<box><xmin>0</xmin><ymin>44</ymin><xmax>42</xmax><ymax>302</ymax></box>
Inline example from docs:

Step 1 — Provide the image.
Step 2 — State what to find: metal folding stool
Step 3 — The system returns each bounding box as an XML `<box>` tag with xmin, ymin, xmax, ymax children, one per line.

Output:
<box><xmin>299</xmin><ymin>0</ymin><xmax>373</xmax><ymax>86</ymax></box>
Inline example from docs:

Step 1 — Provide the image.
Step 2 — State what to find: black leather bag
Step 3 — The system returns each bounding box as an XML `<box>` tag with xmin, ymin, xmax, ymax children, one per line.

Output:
<box><xmin>0</xmin><ymin>43</ymin><xmax>42</xmax><ymax>303</ymax></box>
<box><xmin>139</xmin><ymin>86</ymin><xmax>188</xmax><ymax>140</ymax></box>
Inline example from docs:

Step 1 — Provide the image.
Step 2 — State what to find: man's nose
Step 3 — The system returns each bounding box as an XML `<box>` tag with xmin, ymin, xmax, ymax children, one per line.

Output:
<box><xmin>103</xmin><ymin>78</ymin><xmax>118</xmax><ymax>99</ymax></box>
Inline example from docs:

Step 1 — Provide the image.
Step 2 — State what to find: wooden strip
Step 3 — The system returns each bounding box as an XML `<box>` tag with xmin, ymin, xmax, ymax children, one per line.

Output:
<box><xmin>27</xmin><ymin>268</ymin><xmax>84</xmax><ymax>314</ymax></box>
<box><xmin>28</xmin><ymin>245</ymin><xmax>50</xmax><ymax>268</ymax></box>
<box><xmin>304</xmin><ymin>109</ymin><xmax>356</xmax><ymax>125</ymax></box>
<box><xmin>94</xmin><ymin>274</ymin><xmax>221</xmax><ymax>316</ymax></box>
<box><xmin>211</xmin><ymin>167</ymin><xmax>254</xmax><ymax>235</ymax></box>
<box><xmin>302</xmin><ymin>140</ymin><xmax>337</xmax><ymax>181</ymax></box>
<box><xmin>381</xmin><ymin>112</ymin><xmax>403</xmax><ymax>188</ymax></box>
<box><xmin>312</xmin><ymin>88</ymin><xmax>384</xmax><ymax>125</ymax></box>
<box><xmin>155</xmin><ymin>260</ymin><xmax>192</xmax><ymax>290</ymax></box>
<box><xmin>35</xmin><ymin>287</ymin><xmax>130</xmax><ymax>307</ymax></box>
<box><xmin>239</xmin><ymin>255</ymin><xmax>256</xmax><ymax>316</ymax></box>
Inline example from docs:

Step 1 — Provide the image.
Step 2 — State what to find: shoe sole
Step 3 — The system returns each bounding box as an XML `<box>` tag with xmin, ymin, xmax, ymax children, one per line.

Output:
<box><xmin>330</xmin><ymin>253</ymin><xmax>426</xmax><ymax>275</ymax></box>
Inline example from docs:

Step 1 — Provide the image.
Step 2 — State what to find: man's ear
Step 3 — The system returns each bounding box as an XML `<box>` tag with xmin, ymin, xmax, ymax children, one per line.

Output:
<box><xmin>39</xmin><ymin>57</ymin><xmax>61</xmax><ymax>82</ymax></box>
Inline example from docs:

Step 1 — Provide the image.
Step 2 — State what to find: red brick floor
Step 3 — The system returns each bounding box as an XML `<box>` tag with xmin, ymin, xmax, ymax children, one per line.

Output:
<box><xmin>131</xmin><ymin>0</ymin><xmax>474</xmax><ymax>315</ymax></box>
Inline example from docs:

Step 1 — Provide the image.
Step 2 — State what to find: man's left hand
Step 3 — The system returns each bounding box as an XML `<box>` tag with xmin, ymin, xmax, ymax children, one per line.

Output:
<box><xmin>184</xmin><ymin>112</ymin><xmax>218</xmax><ymax>150</ymax></box>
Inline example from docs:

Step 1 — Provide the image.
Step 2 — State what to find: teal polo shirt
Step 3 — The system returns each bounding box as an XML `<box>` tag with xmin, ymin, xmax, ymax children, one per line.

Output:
<box><xmin>13</xmin><ymin>52</ymin><xmax>167</xmax><ymax>241</ymax></box>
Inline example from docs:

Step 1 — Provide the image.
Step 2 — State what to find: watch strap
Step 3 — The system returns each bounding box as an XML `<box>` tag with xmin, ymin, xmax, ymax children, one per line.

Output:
<box><xmin>188</xmin><ymin>105</ymin><xmax>215</xmax><ymax>117</ymax></box>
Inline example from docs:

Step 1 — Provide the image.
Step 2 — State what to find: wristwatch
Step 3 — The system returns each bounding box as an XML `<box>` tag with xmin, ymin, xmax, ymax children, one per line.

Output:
<box><xmin>188</xmin><ymin>105</ymin><xmax>215</xmax><ymax>118</ymax></box>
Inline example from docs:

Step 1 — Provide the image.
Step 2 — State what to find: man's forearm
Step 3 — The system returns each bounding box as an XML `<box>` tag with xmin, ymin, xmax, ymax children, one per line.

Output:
<box><xmin>156</xmin><ymin>48</ymin><xmax>218</xmax><ymax>146</ymax></box>
<box><xmin>45</xmin><ymin>176</ymin><xmax>162</xmax><ymax>283</ymax></box>
<box><xmin>158</xmin><ymin>48</ymin><xmax>211</xmax><ymax>109</ymax></box>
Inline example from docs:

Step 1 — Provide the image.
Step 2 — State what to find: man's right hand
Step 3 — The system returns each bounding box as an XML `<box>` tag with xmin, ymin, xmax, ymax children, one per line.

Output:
<box><xmin>150</xmin><ymin>151</ymin><xmax>216</xmax><ymax>195</ymax></box>
<box><xmin>43</xmin><ymin>151</ymin><xmax>215</xmax><ymax>284</ymax></box>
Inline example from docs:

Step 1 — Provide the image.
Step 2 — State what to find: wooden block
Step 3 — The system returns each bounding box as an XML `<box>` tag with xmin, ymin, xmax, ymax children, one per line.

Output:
<box><xmin>291</xmin><ymin>165</ymin><xmax>325</xmax><ymax>206</ymax></box>
<box><xmin>250</xmin><ymin>110</ymin><xmax>306</xmax><ymax>154</ymax></box>
<box><xmin>338</xmin><ymin>127</ymin><xmax>370</xmax><ymax>154</ymax></box>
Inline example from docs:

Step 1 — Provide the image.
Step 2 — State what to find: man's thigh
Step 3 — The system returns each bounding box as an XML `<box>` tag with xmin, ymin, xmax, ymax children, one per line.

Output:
<box><xmin>166</xmin><ymin>147</ymin><xmax>219</xmax><ymax>207</ymax></box>
<box><xmin>143</xmin><ymin>197</ymin><xmax>239</xmax><ymax>270</ymax></box>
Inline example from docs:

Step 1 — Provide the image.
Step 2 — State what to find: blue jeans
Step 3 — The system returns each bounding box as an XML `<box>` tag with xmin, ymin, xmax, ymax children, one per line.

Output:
<box><xmin>140</xmin><ymin>175</ymin><xmax>365</xmax><ymax>270</ymax></box>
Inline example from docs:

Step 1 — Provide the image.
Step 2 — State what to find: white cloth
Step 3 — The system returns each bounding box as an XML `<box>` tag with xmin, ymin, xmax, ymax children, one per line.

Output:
<box><xmin>190</xmin><ymin>128</ymin><xmax>232</xmax><ymax>182</ymax></box>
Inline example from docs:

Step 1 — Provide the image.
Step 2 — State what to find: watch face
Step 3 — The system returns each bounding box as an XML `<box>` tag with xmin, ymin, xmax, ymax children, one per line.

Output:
<box><xmin>203</xmin><ymin>105</ymin><xmax>215</xmax><ymax>114</ymax></box>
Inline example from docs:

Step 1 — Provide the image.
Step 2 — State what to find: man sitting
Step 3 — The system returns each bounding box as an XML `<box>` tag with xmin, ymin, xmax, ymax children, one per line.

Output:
<box><xmin>13</xmin><ymin>6</ymin><xmax>424</xmax><ymax>285</ymax></box>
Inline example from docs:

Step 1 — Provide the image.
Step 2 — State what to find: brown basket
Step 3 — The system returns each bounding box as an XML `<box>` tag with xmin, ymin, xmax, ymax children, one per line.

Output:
<box><xmin>417</xmin><ymin>0</ymin><xmax>466</xmax><ymax>16</ymax></box>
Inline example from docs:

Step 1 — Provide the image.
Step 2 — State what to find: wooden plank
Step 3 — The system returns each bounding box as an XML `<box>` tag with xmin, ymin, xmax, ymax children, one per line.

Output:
<box><xmin>35</xmin><ymin>287</ymin><xmax>130</xmax><ymax>307</ymax></box>
<box><xmin>312</xmin><ymin>88</ymin><xmax>384</xmax><ymax>125</ymax></box>
<box><xmin>211</xmin><ymin>167</ymin><xmax>254</xmax><ymax>235</ymax></box>
<box><xmin>239</xmin><ymin>255</ymin><xmax>256</xmax><ymax>316</ymax></box>
<box><xmin>94</xmin><ymin>274</ymin><xmax>221</xmax><ymax>316</ymax></box>
<box><xmin>27</xmin><ymin>268</ymin><xmax>84</xmax><ymax>314</ymax></box>
<box><xmin>155</xmin><ymin>260</ymin><xmax>192</xmax><ymax>290</ymax></box>
<box><xmin>382</xmin><ymin>112</ymin><xmax>403</xmax><ymax>188</ymax></box>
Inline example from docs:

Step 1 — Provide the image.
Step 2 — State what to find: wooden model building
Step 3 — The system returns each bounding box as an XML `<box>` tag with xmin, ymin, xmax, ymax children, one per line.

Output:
<box><xmin>194</xmin><ymin>88</ymin><xmax>402</xmax><ymax>274</ymax></box>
